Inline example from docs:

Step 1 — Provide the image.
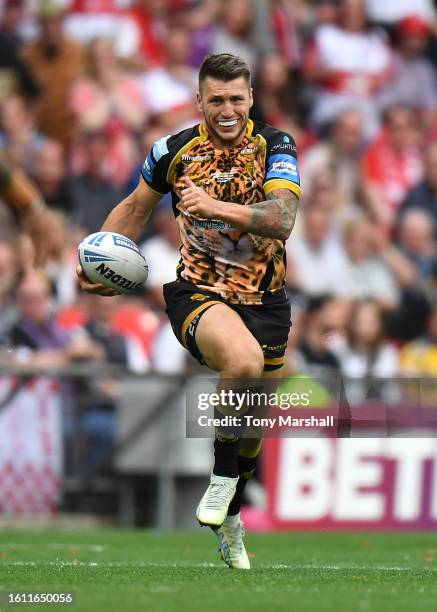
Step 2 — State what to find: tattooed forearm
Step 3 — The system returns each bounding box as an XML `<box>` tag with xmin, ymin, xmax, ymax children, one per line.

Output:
<box><xmin>247</xmin><ymin>189</ymin><xmax>299</xmax><ymax>240</ymax></box>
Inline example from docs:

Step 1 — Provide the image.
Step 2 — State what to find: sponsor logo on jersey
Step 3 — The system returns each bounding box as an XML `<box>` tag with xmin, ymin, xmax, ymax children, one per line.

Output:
<box><xmin>95</xmin><ymin>263</ymin><xmax>143</xmax><ymax>290</ymax></box>
<box><xmin>271</xmin><ymin>143</ymin><xmax>297</xmax><ymax>153</ymax></box>
<box><xmin>181</xmin><ymin>154</ymin><xmax>210</xmax><ymax>162</ymax></box>
<box><xmin>240</xmin><ymin>146</ymin><xmax>258</xmax><ymax>155</ymax></box>
<box><xmin>283</xmin><ymin>135</ymin><xmax>290</xmax><ymax>143</ymax></box>
<box><xmin>271</xmin><ymin>161</ymin><xmax>297</xmax><ymax>173</ymax></box>
<box><xmin>192</xmin><ymin>218</ymin><xmax>226</xmax><ymax>229</ymax></box>
<box><xmin>266</xmin><ymin>154</ymin><xmax>300</xmax><ymax>182</ymax></box>
<box><xmin>142</xmin><ymin>154</ymin><xmax>155</xmax><ymax>182</ymax></box>
<box><xmin>190</xmin><ymin>293</ymin><xmax>209</xmax><ymax>302</ymax></box>
<box><xmin>212</xmin><ymin>169</ymin><xmax>236</xmax><ymax>183</ymax></box>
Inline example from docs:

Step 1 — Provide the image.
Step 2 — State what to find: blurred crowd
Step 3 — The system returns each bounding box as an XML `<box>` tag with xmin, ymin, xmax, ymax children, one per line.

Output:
<box><xmin>0</xmin><ymin>0</ymin><xmax>437</xmax><ymax>393</ymax></box>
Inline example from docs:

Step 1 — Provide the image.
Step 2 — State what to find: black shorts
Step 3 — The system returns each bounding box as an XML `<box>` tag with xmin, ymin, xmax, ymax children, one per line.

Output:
<box><xmin>163</xmin><ymin>279</ymin><xmax>291</xmax><ymax>372</ymax></box>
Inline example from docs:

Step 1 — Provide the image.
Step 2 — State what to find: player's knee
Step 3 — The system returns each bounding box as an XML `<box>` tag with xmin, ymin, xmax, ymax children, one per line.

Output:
<box><xmin>224</xmin><ymin>346</ymin><xmax>264</xmax><ymax>379</ymax></box>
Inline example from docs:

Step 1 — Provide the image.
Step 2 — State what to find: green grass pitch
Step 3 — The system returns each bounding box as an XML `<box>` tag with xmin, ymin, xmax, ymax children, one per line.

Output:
<box><xmin>0</xmin><ymin>530</ymin><xmax>436</xmax><ymax>612</ymax></box>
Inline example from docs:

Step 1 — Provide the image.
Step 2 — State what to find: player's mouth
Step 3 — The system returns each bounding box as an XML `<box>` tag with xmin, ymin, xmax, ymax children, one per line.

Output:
<box><xmin>217</xmin><ymin>119</ymin><xmax>238</xmax><ymax>128</ymax></box>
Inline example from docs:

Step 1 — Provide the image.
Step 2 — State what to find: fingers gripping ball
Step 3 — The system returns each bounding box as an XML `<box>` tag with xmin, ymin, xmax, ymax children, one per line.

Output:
<box><xmin>78</xmin><ymin>232</ymin><xmax>148</xmax><ymax>294</ymax></box>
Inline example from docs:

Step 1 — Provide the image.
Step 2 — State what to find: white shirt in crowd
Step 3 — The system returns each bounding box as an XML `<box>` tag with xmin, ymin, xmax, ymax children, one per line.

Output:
<box><xmin>287</xmin><ymin>236</ymin><xmax>350</xmax><ymax>297</ymax></box>
<box><xmin>140</xmin><ymin>235</ymin><xmax>180</xmax><ymax>289</ymax></box>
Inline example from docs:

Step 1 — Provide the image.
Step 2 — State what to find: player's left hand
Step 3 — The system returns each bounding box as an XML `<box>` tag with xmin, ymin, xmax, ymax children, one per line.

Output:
<box><xmin>180</xmin><ymin>176</ymin><xmax>217</xmax><ymax>219</ymax></box>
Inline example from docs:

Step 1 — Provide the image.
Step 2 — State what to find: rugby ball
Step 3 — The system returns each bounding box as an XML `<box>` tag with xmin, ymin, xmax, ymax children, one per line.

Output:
<box><xmin>78</xmin><ymin>232</ymin><xmax>148</xmax><ymax>294</ymax></box>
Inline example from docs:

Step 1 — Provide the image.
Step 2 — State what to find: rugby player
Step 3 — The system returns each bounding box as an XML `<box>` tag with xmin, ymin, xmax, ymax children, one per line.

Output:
<box><xmin>76</xmin><ymin>53</ymin><xmax>300</xmax><ymax>569</ymax></box>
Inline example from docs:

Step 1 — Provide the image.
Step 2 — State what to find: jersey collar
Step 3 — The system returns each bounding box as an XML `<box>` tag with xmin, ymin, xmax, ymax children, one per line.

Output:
<box><xmin>199</xmin><ymin>119</ymin><xmax>255</xmax><ymax>145</ymax></box>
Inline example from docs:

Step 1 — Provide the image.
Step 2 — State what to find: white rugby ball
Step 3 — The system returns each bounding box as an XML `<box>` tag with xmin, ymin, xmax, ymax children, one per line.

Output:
<box><xmin>78</xmin><ymin>232</ymin><xmax>148</xmax><ymax>294</ymax></box>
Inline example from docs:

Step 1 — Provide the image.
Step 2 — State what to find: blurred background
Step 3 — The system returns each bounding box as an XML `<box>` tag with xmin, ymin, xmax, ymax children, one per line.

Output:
<box><xmin>0</xmin><ymin>0</ymin><xmax>436</xmax><ymax>530</ymax></box>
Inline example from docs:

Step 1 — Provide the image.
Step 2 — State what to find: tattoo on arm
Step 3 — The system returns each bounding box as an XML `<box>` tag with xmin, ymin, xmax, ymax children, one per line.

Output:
<box><xmin>247</xmin><ymin>189</ymin><xmax>299</xmax><ymax>240</ymax></box>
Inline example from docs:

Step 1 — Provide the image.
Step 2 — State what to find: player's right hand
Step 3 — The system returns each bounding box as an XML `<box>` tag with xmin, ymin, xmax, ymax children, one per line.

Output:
<box><xmin>76</xmin><ymin>265</ymin><xmax>121</xmax><ymax>296</ymax></box>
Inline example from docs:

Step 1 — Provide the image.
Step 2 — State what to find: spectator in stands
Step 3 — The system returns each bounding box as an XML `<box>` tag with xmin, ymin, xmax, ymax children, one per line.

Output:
<box><xmin>211</xmin><ymin>0</ymin><xmax>276</xmax><ymax>70</ymax></box>
<box><xmin>301</xmin><ymin>108</ymin><xmax>364</xmax><ymax>207</ymax></box>
<box><xmin>397</xmin><ymin>209</ymin><xmax>437</xmax><ymax>293</ymax></box>
<box><xmin>296</xmin><ymin>295</ymin><xmax>341</xmax><ymax>376</ymax></box>
<box><xmin>5</xmin><ymin>271</ymin><xmax>101</xmax><ymax>369</ymax></box>
<box><xmin>185</xmin><ymin>0</ymin><xmax>219</xmax><ymax>69</ymax></box>
<box><xmin>75</xmin><ymin>292</ymin><xmax>147</xmax><ymax>467</ymax></box>
<box><xmin>361</xmin><ymin>105</ymin><xmax>423</xmax><ymax>229</ymax></box>
<box><xmin>399</xmin><ymin>300</ymin><xmax>437</xmax><ymax>378</ymax></box>
<box><xmin>379</xmin><ymin>16</ymin><xmax>437</xmax><ymax>122</ymax></box>
<box><xmin>251</xmin><ymin>53</ymin><xmax>298</xmax><ymax>133</ymax></box>
<box><xmin>65</xmin><ymin>0</ymin><xmax>140</xmax><ymax>60</ymax></box>
<box><xmin>286</xmin><ymin>203</ymin><xmax>349</xmax><ymax>297</ymax></box>
<box><xmin>139</xmin><ymin>25</ymin><xmax>198</xmax><ymax>132</ymax></box>
<box><xmin>69</xmin><ymin>130</ymin><xmax>124</xmax><ymax>234</ymax></box>
<box><xmin>0</xmin><ymin>0</ymin><xmax>39</xmax><ymax>103</ymax></box>
<box><xmin>140</xmin><ymin>197</ymin><xmax>180</xmax><ymax>312</ymax></box>
<box><xmin>69</xmin><ymin>36</ymin><xmax>145</xmax><ymax>186</ymax></box>
<box><xmin>0</xmin><ymin>93</ymin><xmax>47</xmax><ymax>173</ymax></box>
<box><xmin>0</xmin><ymin>240</ymin><xmax>20</xmax><ymax>340</ymax></box>
<box><xmin>386</xmin><ymin>209</ymin><xmax>437</xmax><ymax>341</ymax></box>
<box><xmin>331</xmin><ymin>298</ymin><xmax>400</xmax><ymax>406</ymax></box>
<box><xmin>270</xmin><ymin>0</ymin><xmax>303</xmax><ymax>71</ymax></box>
<box><xmin>365</xmin><ymin>0</ymin><xmax>435</xmax><ymax>30</ymax></box>
<box><xmin>140</xmin><ymin>197</ymin><xmax>187</xmax><ymax>373</ymax></box>
<box><xmin>21</xmin><ymin>0</ymin><xmax>85</xmax><ymax>150</ymax></box>
<box><xmin>340</xmin><ymin>219</ymin><xmax>416</xmax><ymax>308</ymax></box>
<box><xmin>399</xmin><ymin>142</ymin><xmax>437</xmax><ymax>238</ymax></box>
<box><xmin>32</xmin><ymin>139</ymin><xmax>73</xmax><ymax>214</ymax></box>
<box><xmin>304</xmin><ymin>0</ymin><xmax>393</xmax><ymax>139</ymax></box>
<box><xmin>0</xmin><ymin>0</ymin><xmax>25</xmax><ymax>51</ymax></box>
<box><xmin>331</xmin><ymin>299</ymin><xmax>399</xmax><ymax>378</ymax></box>
<box><xmin>80</xmin><ymin>293</ymin><xmax>140</xmax><ymax>370</ymax></box>
<box><xmin>43</xmin><ymin>211</ymin><xmax>80</xmax><ymax>308</ymax></box>
<box><xmin>126</xmin><ymin>0</ymin><xmax>174</xmax><ymax>68</ymax></box>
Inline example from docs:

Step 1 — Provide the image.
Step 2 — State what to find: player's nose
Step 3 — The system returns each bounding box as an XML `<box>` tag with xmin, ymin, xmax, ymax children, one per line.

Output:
<box><xmin>220</xmin><ymin>100</ymin><xmax>235</xmax><ymax>118</ymax></box>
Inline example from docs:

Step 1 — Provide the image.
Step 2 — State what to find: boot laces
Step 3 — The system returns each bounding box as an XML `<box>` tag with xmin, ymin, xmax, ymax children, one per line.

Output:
<box><xmin>204</xmin><ymin>482</ymin><xmax>235</xmax><ymax>510</ymax></box>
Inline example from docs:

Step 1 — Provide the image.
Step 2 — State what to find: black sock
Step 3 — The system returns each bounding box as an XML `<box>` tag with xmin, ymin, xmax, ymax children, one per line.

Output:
<box><xmin>227</xmin><ymin>454</ymin><xmax>257</xmax><ymax>515</ymax></box>
<box><xmin>213</xmin><ymin>437</ymin><xmax>240</xmax><ymax>478</ymax></box>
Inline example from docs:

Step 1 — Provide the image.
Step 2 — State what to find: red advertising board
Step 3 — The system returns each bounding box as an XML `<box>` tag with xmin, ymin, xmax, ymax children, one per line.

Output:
<box><xmin>264</xmin><ymin>437</ymin><xmax>437</xmax><ymax>530</ymax></box>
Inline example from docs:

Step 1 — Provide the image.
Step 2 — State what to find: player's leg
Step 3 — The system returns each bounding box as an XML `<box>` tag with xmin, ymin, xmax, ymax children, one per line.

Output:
<box><xmin>194</xmin><ymin>302</ymin><xmax>265</xmax><ymax>376</ymax></box>
<box><xmin>213</xmin><ymin>289</ymin><xmax>290</xmax><ymax>568</ymax></box>
<box><xmin>216</xmin><ymin>368</ymin><xmax>283</xmax><ymax>569</ymax></box>
<box><xmin>227</xmin><ymin>367</ymin><xmax>283</xmax><ymax>516</ymax></box>
<box><xmin>194</xmin><ymin>303</ymin><xmax>265</xmax><ymax>528</ymax></box>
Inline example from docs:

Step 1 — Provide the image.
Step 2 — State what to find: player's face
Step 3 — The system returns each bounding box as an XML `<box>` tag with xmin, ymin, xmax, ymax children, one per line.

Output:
<box><xmin>198</xmin><ymin>76</ymin><xmax>253</xmax><ymax>148</ymax></box>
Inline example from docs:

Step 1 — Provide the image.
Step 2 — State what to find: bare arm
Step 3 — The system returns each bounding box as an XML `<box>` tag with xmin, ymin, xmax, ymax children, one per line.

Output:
<box><xmin>101</xmin><ymin>178</ymin><xmax>162</xmax><ymax>241</ymax></box>
<box><xmin>180</xmin><ymin>178</ymin><xmax>299</xmax><ymax>241</ymax></box>
<box><xmin>76</xmin><ymin>179</ymin><xmax>162</xmax><ymax>294</ymax></box>
<box><xmin>0</xmin><ymin>161</ymin><xmax>62</xmax><ymax>266</ymax></box>
<box><xmin>244</xmin><ymin>189</ymin><xmax>299</xmax><ymax>240</ymax></box>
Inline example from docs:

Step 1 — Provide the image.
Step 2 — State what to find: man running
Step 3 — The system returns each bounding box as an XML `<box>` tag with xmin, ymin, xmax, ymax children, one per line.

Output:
<box><xmin>77</xmin><ymin>53</ymin><xmax>300</xmax><ymax>569</ymax></box>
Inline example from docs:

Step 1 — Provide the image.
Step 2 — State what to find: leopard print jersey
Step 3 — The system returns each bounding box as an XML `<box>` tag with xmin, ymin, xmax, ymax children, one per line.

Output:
<box><xmin>143</xmin><ymin>120</ymin><xmax>298</xmax><ymax>305</ymax></box>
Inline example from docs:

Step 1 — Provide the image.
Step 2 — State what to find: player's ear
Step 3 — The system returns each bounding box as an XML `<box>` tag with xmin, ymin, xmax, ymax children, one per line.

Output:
<box><xmin>197</xmin><ymin>91</ymin><xmax>203</xmax><ymax>113</ymax></box>
<box><xmin>249</xmin><ymin>87</ymin><xmax>254</xmax><ymax>108</ymax></box>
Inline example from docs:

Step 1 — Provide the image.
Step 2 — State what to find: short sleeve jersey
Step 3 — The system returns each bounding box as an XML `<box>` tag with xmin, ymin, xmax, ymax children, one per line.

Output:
<box><xmin>141</xmin><ymin>119</ymin><xmax>300</xmax><ymax>305</ymax></box>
